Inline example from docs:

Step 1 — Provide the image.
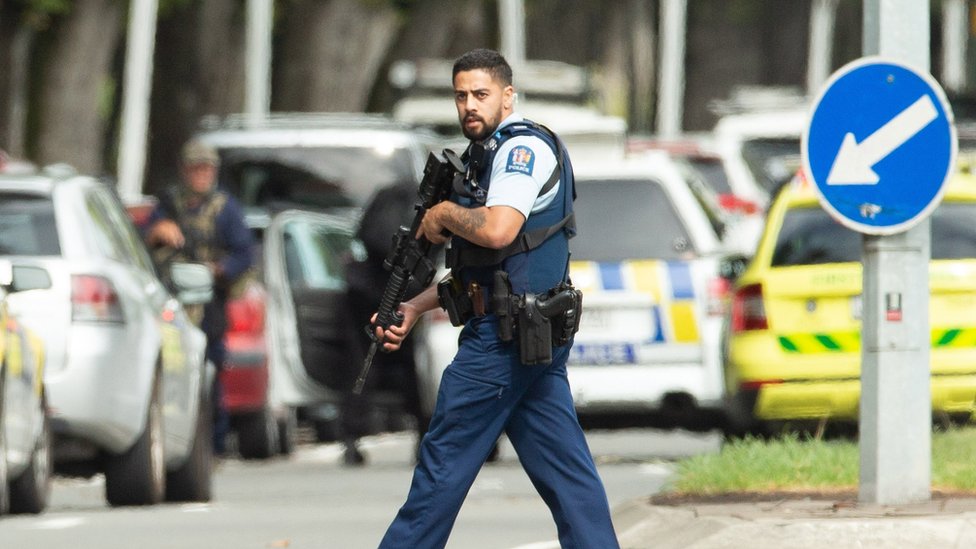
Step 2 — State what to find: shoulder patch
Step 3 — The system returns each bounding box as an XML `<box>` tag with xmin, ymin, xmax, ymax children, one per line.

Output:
<box><xmin>506</xmin><ymin>145</ymin><xmax>535</xmax><ymax>175</ymax></box>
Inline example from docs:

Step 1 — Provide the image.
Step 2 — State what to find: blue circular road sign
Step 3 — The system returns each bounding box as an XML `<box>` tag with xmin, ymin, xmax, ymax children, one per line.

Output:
<box><xmin>802</xmin><ymin>57</ymin><xmax>956</xmax><ymax>235</ymax></box>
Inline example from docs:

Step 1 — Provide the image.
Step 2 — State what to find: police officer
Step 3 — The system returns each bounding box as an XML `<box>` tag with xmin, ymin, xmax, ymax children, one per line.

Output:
<box><xmin>374</xmin><ymin>49</ymin><xmax>619</xmax><ymax>548</ymax></box>
<box><xmin>144</xmin><ymin>139</ymin><xmax>254</xmax><ymax>456</ymax></box>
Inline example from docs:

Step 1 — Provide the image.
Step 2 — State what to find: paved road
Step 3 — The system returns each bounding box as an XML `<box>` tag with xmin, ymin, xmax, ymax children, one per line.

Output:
<box><xmin>0</xmin><ymin>428</ymin><xmax>721</xmax><ymax>549</ymax></box>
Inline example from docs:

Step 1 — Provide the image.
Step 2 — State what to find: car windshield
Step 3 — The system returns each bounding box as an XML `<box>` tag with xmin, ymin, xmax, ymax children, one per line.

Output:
<box><xmin>771</xmin><ymin>202</ymin><xmax>976</xmax><ymax>266</ymax></box>
<box><xmin>0</xmin><ymin>193</ymin><xmax>60</xmax><ymax>255</ymax></box>
<box><xmin>741</xmin><ymin>138</ymin><xmax>801</xmax><ymax>194</ymax></box>
<box><xmin>570</xmin><ymin>179</ymin><xmax>695</xmax><ymax>262</ymax></box>
<box><xmin>217</xmin><ymin>145</ymin><xmax>418</xmax><ymax>213</ymax></box>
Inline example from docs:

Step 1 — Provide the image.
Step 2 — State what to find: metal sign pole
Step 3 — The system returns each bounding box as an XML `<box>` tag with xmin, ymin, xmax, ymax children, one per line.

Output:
<box><xmin>859</xmin><ymin>0</ymin><xmax>931</xmax><ymax>505</ymax></box>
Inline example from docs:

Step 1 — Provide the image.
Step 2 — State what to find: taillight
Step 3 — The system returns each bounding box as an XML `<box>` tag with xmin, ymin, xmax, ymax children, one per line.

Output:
<box><xmin>717</xmin><ymin>193</ymin><xmax>761</xmax><ymax>215</ymax></box>
<box><xmin>730</xmin><ymin>283</ymin><xmax>767</xmax><ymax>332</ymax></box>
<box><xmin>707</xmin><ymin>276</ymin><xmax>732</xmax><ymax>316</ymax></box>
<box><xmin>226</xmin><ymin>285</ymin><xmax>265</xmax><ymax>335</ymax></box>
<box><xmin>72</xmin><ymin>274</ymin><xmax>124</xmax><ymax>323</ymax></box>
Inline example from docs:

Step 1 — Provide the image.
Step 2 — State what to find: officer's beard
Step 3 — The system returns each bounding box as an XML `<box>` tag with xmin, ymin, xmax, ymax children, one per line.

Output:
<box><xmin>462</xmin><ymin>114</ymin><xmax>497</xmax><ymax>143</ymax></box>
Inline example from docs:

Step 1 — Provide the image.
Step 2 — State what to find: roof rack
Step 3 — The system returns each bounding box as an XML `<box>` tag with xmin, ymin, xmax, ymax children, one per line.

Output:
<box><xmin>197</xmin><ymin>112</ymin><xmax>407</xmax><ymax>132</ymax></box>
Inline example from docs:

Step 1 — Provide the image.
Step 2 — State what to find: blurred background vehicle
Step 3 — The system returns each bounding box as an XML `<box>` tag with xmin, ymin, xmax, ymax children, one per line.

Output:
<box><xmin>722</xmin><ymin>172</ymin><xmax>976</xmax><ymax>437</ymax></box>
<box><xmin>0</xmin><ymin>166</ymin><xmax>215</xmax><ymax>506</ymax></box>
<box><xmin>389</xmin><ymin>58</ymin><xmax>628</xmax><ymax>163</ymax></box>
<box><xmin>191</xmin><ymin>112</ymin><xmax>435</xmax><ymax>456</ymax></box>
<box><xmin>0</xmin><ymin>259</ymin><xmax>51</xmax><ymax>515</ymax></box>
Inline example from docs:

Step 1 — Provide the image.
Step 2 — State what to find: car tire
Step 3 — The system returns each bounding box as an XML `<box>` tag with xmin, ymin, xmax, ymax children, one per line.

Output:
<box><xmin>277</xmin><ymin>407</ymin><xmax>298</xmax><ymax>456</ymax></box>
<box><xmin>9</xmin><ymin>398</ymin><xmax>51</xmax><ymax>514</ymax></box>
<box><xmin>105</xmin><ymin>374</ymin><xmax>165</xmax><ymax>506</ymax></box>
<box><xmin>166</xmin><ymin>385</ymin><xmax>213</xmax><ymax>502</ymax></box>
<box><xmin>237</xmin><ymin>406</ymin><xmax>278</xmax><ymax>460</ymax></box>
<box><xmin>0</xmin><ymin>371</ymin><xmax>10</xmax><ymax>515</ymax></box>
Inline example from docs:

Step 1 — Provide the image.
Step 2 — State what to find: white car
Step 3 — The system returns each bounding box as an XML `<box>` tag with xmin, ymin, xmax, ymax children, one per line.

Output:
<box><xmin>565</xmin><ymin>152</ymin><xmax>730</xmax><ymax>426</ymax></box>
<box><xmin>0</xmin><ymin>259</ymin><xmax>51</xmax><ymax>515</ymax></box>
<box><xmin>705</xmin><ymin>107</ymin><xmax>809</xmax><ymax>253</ymax></box>
<box><xmin>0</xmin><ymin>168</ymin><xmax>215</xmax><ymax>506</ymax></box>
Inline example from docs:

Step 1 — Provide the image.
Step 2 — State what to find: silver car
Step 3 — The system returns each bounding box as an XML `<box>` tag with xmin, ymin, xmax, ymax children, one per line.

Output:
<box><xmin>0</xmin><ymin>259</ymin><xmax>52</xmax><ymax>515</ymax></box>
<box><xmin>0</xmin><ymin>167</ymin><xmax>215</xmax><ymax>506</ymax></box>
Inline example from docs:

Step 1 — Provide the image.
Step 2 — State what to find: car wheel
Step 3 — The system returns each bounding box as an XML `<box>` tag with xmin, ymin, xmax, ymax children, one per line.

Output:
<box><xmin>9</xmin><ymin>398</ymin><xmax>51</xmax><ymax>514</ymax></box>
<box><xmin>0</xmin><ymin>372</ymin><xmax>10</xmax><ymax>515</ymax></box>
<box><xmin>166</xmin><ymin>385</ymin><xmax>213</xmax><ymax>502</ymax></box>
<box><xmin>237</xmin><ymin>406</ymin><xmax>278</xmax><ymax>460</ymax></box>
<box><xmin>277</xmin><ymin>407</ymin><xmax>298</xmax><ymax>456</ymax></box>
<box><xmin>105</xmin><ymin>374</ymin><xmax>165</xmax><ymax>506</ymax></box>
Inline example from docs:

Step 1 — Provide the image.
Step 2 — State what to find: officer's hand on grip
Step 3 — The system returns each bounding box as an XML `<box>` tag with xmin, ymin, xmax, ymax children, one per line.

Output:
<box><xmin>371</xmin><ymin>301</ymin><xmax>421</xmax><ymax>352</ymax></box>
<box><xmin>416</xmin><ymin>203</ymin><xmax>452</xmax><ymax>245</ymax></box>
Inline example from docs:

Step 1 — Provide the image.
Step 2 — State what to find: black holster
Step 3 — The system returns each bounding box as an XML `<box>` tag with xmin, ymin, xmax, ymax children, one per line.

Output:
<box><xmin>492</xmin><ymin>271</ymin><xmax>583</xmax><ymax>365</ymax></box>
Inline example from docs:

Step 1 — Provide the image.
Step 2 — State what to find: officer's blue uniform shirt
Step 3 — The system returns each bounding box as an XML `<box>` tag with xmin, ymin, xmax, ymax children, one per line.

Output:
<box><xmin>484</xmin><ymin>114</ymin><xmax>560</xmax><ymax>218</ymax></box>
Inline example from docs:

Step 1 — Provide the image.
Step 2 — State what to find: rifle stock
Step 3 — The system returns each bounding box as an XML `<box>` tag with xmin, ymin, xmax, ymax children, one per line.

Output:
<box><xmin>353</xmin><ymin>149</ymin><xmax>463</xmax><ymax>394</ymax></box>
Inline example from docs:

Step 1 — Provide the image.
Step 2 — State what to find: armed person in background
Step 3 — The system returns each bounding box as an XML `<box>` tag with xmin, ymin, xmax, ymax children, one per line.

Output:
<box><xmin>144</xmin><ymin>139</ymin><xmax>254</xmax><ymax>456</ymax></box>
<box><xmin>338</xmin><ymin>179</ymin><xmax>432</xmax><ymax>466</ymax></box>
<box><xmin>373</xmin><ymin>48</ymin><xmax>619</xmax><ymax>548</ymax></box>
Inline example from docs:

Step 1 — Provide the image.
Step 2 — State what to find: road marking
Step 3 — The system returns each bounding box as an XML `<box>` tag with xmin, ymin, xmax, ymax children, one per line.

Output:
<box><xmin>27</xmin><ymin>517</ymin><xmax>85</xmax><ymax>530</ymax></box>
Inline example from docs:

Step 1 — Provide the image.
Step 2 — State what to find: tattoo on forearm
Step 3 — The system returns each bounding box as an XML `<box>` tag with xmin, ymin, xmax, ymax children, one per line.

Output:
<box><xmin>450</xmin><ymin>207</ymin><xmax>486</xmax><ymax>236</ymax></box>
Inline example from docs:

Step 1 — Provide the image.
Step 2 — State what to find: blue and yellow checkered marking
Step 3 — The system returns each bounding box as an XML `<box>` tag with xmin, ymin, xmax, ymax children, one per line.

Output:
<box><xmin>570</xmin><ymin>259</ymin><xmax>700</xmax><ymax>343</ymax></box>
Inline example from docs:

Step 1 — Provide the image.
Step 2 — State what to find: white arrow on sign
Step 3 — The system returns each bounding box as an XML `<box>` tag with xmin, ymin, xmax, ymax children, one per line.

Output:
<box><xmin>826</xmin><ymin>94</ymin><xmax>938</xmax><ymax>185</ymax></box>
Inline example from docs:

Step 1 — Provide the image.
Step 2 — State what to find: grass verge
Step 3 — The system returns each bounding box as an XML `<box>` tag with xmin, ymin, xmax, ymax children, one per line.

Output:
<box><xmin>661</xmin><ymin>426</ymin><xmax>976</xmax><ymax>498</ymax></box>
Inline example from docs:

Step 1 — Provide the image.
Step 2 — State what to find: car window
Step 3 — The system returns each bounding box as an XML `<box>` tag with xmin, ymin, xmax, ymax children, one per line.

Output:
<box><xmin>771</xmin><ymin>202</ymin><xmax>976</xmax><ymax>266</ymax></box>
<box><xmin>570</xmin><ymin>179</ymin><xmax>696</xmax><ymax>262</ymax></box>
<box><xmin>85</xmin><ymin>191</ymin><xmax>130</xmax><ymax>263</ymax></box>
<box><xmin>0</xmin><ymin>193</ymin><xmax>60</xmax><ymax>255</ymax></box>
<box><xmin>93</xmin><ymin>189</ymin><xmax>158</xmax><ymax>276</ymax></box>
<box><xmin>217</xmin><ymin>146</ymin><xmax>418</xmax><ymax>212</ymax></box>
<box><xmin>684</xmin><ymin>156</ymin><xmax>733</xmax><ymax>195</ymax></box>
<box><xmin>282</xmin><ymin>220</ymin><xmax>361</xmax><ymax>290</ymax></box>
<box><xmin>741</xmin><ymin>138</ymin><xmax>801</xmax><ymax>194</ymax></box>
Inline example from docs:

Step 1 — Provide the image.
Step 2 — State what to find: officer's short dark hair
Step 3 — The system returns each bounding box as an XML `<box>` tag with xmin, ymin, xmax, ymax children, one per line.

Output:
<box><xmin>452</xmin><ymin>48</ymin><xmax>513</xmax><ymax>87</ymax></box>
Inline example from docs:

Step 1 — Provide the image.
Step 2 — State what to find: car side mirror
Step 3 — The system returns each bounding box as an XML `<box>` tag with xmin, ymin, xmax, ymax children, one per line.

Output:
<box><xmin>170</xmin><ymin>262</ymin><xmax>214</xmax><ymax>305</ymax></box>
<box><xmin>719</xmin><ymin>253</ymin><xmax>749</xmax><ymax>283</ymax></box>
<box><xmin>0</xmin><ymin>259</ymin><xmax>11</xmax><ymax>289</ymax></box>
<box><xmin>12</xmin><ymin>265</ymin><xmax>53</xmax><ymax>292</ymax></box>
<box><xmin>0</xmin><ymin>260</ymin><xmax>51</xmax><ymax>292</ymax></box>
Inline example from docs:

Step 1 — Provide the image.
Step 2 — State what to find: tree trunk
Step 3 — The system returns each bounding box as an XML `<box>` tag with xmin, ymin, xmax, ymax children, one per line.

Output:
<box><xmin>147</xmin><ymin>0</ymin><xmax>246</xmax><ymax>194</ymax></box>
<box><xmin>34</xmin><ymin>0</ymin><xmax>123</xmax><ymax>174</ymax></box>
<box><xmin>369</xmin><ymin>0</ymin><xmax>489</xmax><ymax>112</ymax></box>
<box><xmin>275</xmin><ymin>0</ymin><xmax>400</xmax><ymax>112</ymax></box>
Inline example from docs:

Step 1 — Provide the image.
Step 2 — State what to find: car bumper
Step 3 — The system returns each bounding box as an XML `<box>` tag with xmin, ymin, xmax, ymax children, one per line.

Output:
<box><xmin>567</xmin><ymin>363</ymin><xmax>722</xmax><ymax>414</ymax></box>
<box><xmin>749</xmin><ymin>375</ymin><xmax>976</xmax><ymax>421</ymax></box>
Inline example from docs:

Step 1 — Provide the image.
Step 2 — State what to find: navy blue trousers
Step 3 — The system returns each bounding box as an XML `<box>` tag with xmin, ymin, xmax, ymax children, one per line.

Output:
<box><xmin>379</xmin><ymin>316</ymin><xmax>619</xmax><ymax>549</ymax></box>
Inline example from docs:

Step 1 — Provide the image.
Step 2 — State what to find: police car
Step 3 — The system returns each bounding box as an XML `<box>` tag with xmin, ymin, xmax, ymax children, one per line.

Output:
<box><xmin>566</xmin><ymin>151</ymin><xmax>730</xmax><ymax>427</ymax></box>
<box><xmin>722</xmin><ymin>172</ymin><xmax>976</xmax><ymax>435</ymax></box>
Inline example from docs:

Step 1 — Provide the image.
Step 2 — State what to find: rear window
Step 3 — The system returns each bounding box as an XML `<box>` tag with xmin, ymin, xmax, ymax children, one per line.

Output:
<box><xmin>570</xmin><ymin>179</ymin><xmax>695</xmax><ymax>262</ymax></box>
<box><xmin>771</xmin><ymin>203</ymin><xmax>976</xmax><ymax>266</ymax></box>
<box><xmin>741</xmin><ymin>138</ymin><xmax>801</xmax><ymax>194</ymax></box>
<box><xmin>0</xmin><ymin>193</ymin><xmax>60</xmax><ymax>255</ymax></box>
<box><xmin>217</xmin><ymin>145</ymin><xmax>418</xmax><ymax>213</ymax></box>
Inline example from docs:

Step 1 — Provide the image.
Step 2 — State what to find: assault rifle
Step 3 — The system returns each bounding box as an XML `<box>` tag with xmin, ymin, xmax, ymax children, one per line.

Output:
<box><xmin>353</xmin><ymin>149</ymin><xmax>464</xmax><ymax>394</ymax></box>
